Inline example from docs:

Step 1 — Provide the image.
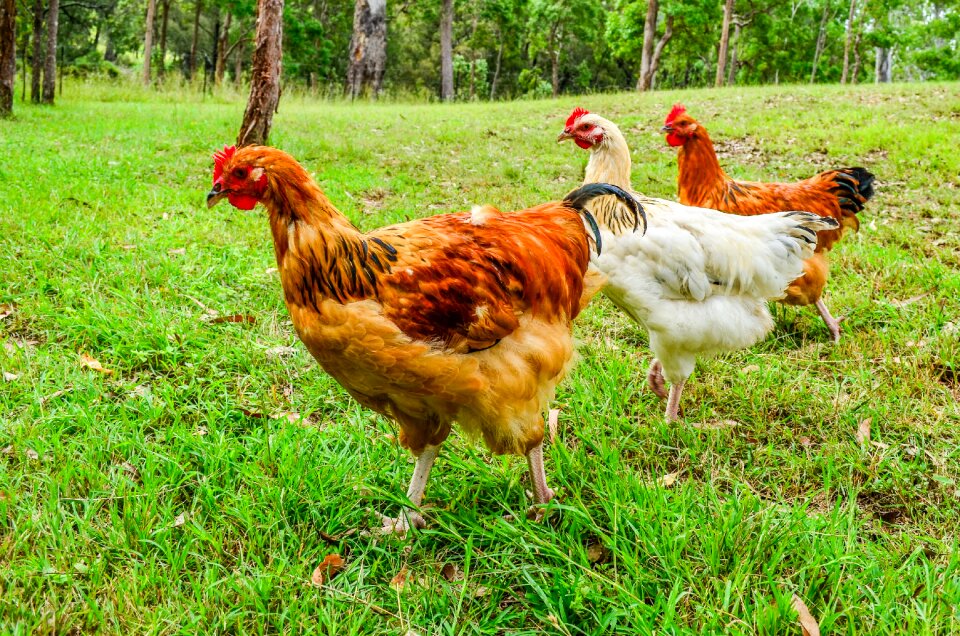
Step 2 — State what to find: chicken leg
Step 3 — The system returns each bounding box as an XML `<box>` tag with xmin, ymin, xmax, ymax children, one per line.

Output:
<box><xmin>665</xmin><ymin>378</ymin><xmax>686</xmax><ymax>423</ymax></box>
<box><xmin>380</xmin><ymin>443</ymin><xmax>441</xmax><ymax>535</ymax></box>
<box><xmin>815</xmin><ymin>299</ymin><xmax>842</xmax><ymax>343</ymax></box>
<box><xmin>526</xmin><ymin>441</ymin><xmax>555</xmax><ymax>522</ymax></box>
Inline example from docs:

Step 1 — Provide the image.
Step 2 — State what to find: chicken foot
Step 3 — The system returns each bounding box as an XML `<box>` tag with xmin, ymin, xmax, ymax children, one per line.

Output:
<box><xmin>815</xmin><ymin>299</ymin><xmax>843</xmax><ymax>343</ymax></box>
<box><xmin>525</xmin><ymin>441</ymin><xmax>556</xmax><ymax>522</ymax></box>
<box><xmin>380</xmin><ymin>443</ymin><xmax>441</xmax><ymax>536</ymax></box>
<box><xmin>664</xmin><ymin>378</ymin><xmax>687</xmax><ymax>423</ymax></box>
<box><xmin>647</xmin><ymin>359</ymin><xmax>668</xmax><ymax>399</ymax></box>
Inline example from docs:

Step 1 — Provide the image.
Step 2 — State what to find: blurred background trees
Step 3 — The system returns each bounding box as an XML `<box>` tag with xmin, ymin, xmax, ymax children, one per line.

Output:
<box><xmin>1</xmin><ymin>0</ymin><xmax>957</xmax><ymax>105</ymax></box>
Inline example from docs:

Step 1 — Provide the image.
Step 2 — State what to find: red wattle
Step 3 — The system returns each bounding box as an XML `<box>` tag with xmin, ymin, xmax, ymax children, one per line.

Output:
<box><xmin>666</xmin><ymin>132</ymin><xmax>685</xmax><ymax>147</ymax></box>
<box><xmin>575</xmin><ymin>138</ymin><xmax>592</xmax><ymax>149</ymax></box>
<box><xmin>228</xmin><ymin>193</ymin><xmax>260</xmax><ymax>210</ymax></box>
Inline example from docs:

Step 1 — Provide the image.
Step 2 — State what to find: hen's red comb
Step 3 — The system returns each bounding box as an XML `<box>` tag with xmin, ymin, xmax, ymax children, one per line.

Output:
<box><xmin>213</xmin><ymin>145</ymin><xmax>237</xmax><ymax>183</ymax></box>
<box><xmin>566</xmin><ymin>107</ymin><xmax>589</xmax><ymax>128</ymax></box>
<box><xmin>665</xmin><ymin>103</ymin><xmax>686</xmax><ymax>125</ymax></box>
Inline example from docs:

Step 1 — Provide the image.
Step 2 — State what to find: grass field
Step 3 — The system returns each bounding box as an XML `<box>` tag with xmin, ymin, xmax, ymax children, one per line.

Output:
<box><xmin>1</xmin><ymin>80</ymin><xmax>959</xmax><ymax>634</ymax></box>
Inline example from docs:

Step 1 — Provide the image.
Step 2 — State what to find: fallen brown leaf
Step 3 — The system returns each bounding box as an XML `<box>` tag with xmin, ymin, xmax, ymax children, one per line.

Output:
<box><xmin>586</xmin><ymin>542</ymin><xmax>610</xmax><ymax>564</ymax></box>
<box><xmin>856</xmin><ymin>418</ymin><xmax>872</xmax><ymax>446</ymax></box>
<box><xmin>740</xmin><ymin>364</ymin><xmax>760</xmax><ymax>374</ymax></box>
<box><xmin>3</xmin><ymin>372</ymin><xmax>19</xmax><ymax>382</ymax></box>
<box><xmin>311</xmin><ymin>553</ymin><xmax>346</xmax><ymax>586</ymax></box>
<box><xmin>168</xmin><ymin>248</ymin><xmax>186</xmax><ymax>255</ymax></box>
<box><xmin>80</xmin><ymin>354</ymin><xmax>114</xmax><ymax>375</ymax></box>
<box><xmin>26</xmin><ymin>449</ymin><xmax>39</xmax><ymax>460</ymax></box>
<box><xmin>172</xmin><ymin>512</ymin><xmax>186</xmax><ymax>528</ymax></box>
<box><xmin>210</xmin><ymin>314</ymin><xmax>256</xmax><ymax>325</ymax></box>
<box><xmin>660</xmin><ymin>472</ymin><xmax>679</xmax><ymax>488</ymax></box>
<box><xmin>441</xmin><ymin>562</ymin><xmax>463</xmax><ymax>582</ymax></box>
<box><xmin>266</xmin><ymin>346</ymin><xmax>298</xmax><ymax>358</ymax></box>
<box><xmin>890</xmin><ymin>294</ymin><xmax>927</xmax><ymax>308</ymax></box>
<box><xmin>0</xmin><ymin>304</ymin><xmax>14</xmax><ymax>319</ymax></box>
<box><xmin>389</xmin><ymin>565</ymin><xmax>409</xmax><ymax>591</ymax></box>
<box><xmin>791</xmin><ymin>594</ymin><xmax>821</xmax><ymax>636</ymax></box>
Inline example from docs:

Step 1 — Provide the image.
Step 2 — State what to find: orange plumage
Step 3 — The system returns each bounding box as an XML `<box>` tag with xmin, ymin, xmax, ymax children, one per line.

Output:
<box><xmin>663</xmin><ymin>105</ymin><xmax>875</xmax><ymax>341</ymax></box>
<box><xmin>205</xmin><ymin>145</ymin><xmax>635</xmax><ymax>531</ymax></box>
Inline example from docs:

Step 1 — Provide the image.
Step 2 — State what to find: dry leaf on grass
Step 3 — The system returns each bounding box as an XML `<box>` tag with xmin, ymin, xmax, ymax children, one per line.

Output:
<box><xmin>660</xmin><ymin>472</ymin><xmax>680</xmax><ymax>488</ymax></box>
<box><xmin>0</xmin><ymin>304</ymin><xmax>14</xmax><ymax>319</ymax></box>
<box><xmin>856</xmin><ymin>418</ymin><xmax>872</xmax><ymax>446</ymax></box>
<box><xmin>740</xmin><ymin>364</ymin><xmax>760</xmax><ymax>374</ymax></box>
<box><xmin>167</xmin><ymin>248</ymin><xmax>186</xmax><ymax>256</ymax></box>
<box><xmin>791</xmin><ymin>594</ymin><xmax>821</xmax><ymax>636</ymax></box>
<box><xmin>120</xmin><ymin>461</ymin><xmax>140</xmax><ymax>480</ymax></box>
<box><xmin>172</xmin><ymin>513</ymin><xmax>186</xmax><ymax>528</ymax></box>
<box><xmin>3</xmin><ymin>372</ymin><xmax>19</xmax><ymax>382</ymax></box>
<box><xmin>130</xmin><ymin>384</ymin><xmax>151</xmax><ymax>398</ymax></box>
<box><xmin>26</xmin><ymin>449</ymin><xmax>39</xmax><ymax>460</ymax></box>
<box><xmin>319</xmin><ymin>528</ymin><xmax>357</xmax><ymax>543</ymax></box>
<box><xmin>889</xmin><ymin>294</ymin><xmax>928</xmax><ymax>308</ymax></box>
<box><xmin>80</xmin><ymin>354</ymin><xmax>114</xmax><ymax>375</ymax></box>
<box><xmin>586</xmin><ymin>542</ymin><xmax>611</xmax><ymax>564</ymax></box>
<box><xmin>389</xmin><ymin>566</ymin><xmax>409</xmax><ymax>591</ymax></box>
<box><xmin>209</xmin><ymin>314</ymin><xmax>256</xmax><ymax>325</ymax></box>
<box><xmin>311</xmin><ymin>553</ymin><xmax>346</xmax><ymax>586</ymax></box>
<box><xmin>441</xmin><ymin>563</ymin><xmax>463</xmax><ymax>582</ymax></box>
<box><xmin>547</xmin><ymin>408</ymin><xmax>559</xmax><ymax>443</ymax></box>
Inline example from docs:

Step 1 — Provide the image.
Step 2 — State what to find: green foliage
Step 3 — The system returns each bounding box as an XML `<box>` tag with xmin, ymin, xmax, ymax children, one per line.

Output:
<box><xmin>12</xmin><ymin>0</ymin><xmax>960</xmax><ymax>98</ymax></box>
<box><xmin>1</xmin><ymin>80</ymin><xmax>960</xmax><ymax>633</ymax></box>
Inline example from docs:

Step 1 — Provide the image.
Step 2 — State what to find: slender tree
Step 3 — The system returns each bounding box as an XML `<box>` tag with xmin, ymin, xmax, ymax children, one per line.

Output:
<box><xmin>158</xmin><ymin>0</ymin><xmax>171</xmax><ymax>78</ymax></box>
<box><xmin>41</xmin><ymin>0</ymin><xmax>57</xmax><ymax>103</ymax></box>
<box><xmin>440</xmin><ymin>0</ymin><xmax>453</xmax><ymax>100</ymax></box>
<box><xmin>188</xmin><ymin>0</ymin><xmax>202</xmax><ymax>79</ymax></box>
<box><xmin>840</xmin><ymin>0</ymin><xmax>856</xmax><ymax>83</ymax></box>
<box><xmin>30</xmin><ymin>0</ymin><xmax>42</xmax><ymax>102</ymax></box>
<box><xmin>0</xmin><ymin>0</ymin><xmax>14</xmax><ymax>117</ymax></box>
<box><xmin>345</xmin><ymin>0</ymin><xmax>386</xmax><ymax>99</ymax></box>
<box><xmin>143</xmin><ymin>0</ymin><xmax>157</xmax><ymax>84</ymax></box>
<box><xmin>215</xmin><ymin>12</ymin><xmax>232</xmax><ymax>85</ymax></box>
<box><xmin>238</xmin><ymin>0</ymin><xmax>283</xmax><ymax>145</ymax></box>
<box><xmin>810</xmin><ymin>0</ymin><xmax>831</xmax><ymax>83</ymax></box>
<box><xmin>637</xmin><ymin>0</ymin><xmax>658</xmax><ymax>91</ymax></box>
<box><xmin>715</xmin><ymin>0</ymin><xmax>734</xmax><ymax>87</ymax></box>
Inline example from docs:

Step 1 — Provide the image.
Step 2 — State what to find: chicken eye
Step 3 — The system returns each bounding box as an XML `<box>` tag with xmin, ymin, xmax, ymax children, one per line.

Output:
<box><xmin>232</xmin><ymin>167</ymin><xmax>249</xmax><ymax>180</ymax></box>
<box><xmin>579</xmin><ymin>124</ymin><xmax>590</xmax><ymax>131</ymax></box>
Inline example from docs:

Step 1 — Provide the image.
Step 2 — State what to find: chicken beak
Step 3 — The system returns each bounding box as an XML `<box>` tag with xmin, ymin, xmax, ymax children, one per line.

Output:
<box><xmin>661</xmin><ymin>125</ymin><xmax>673</xmax><ymax>133</ymax></box>
<box><xmin>557</xmin><ymin>130</ymin><xmax>574</xmax><ymax>143</ymax></box>
<box><xmin>206</xmin><ymin>184</ymin><xmax>227</xmax><ymax>208</ymax></box>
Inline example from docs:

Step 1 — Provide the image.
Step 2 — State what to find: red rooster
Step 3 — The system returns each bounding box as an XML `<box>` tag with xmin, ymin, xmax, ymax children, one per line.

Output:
<box><xmin>663</xmin><ymin>104</ymin><xmax>875</xmax><ymax>342</ymax></box>
<box><xmin>206</xmin><ymin>145</ymin><xmax>640</xmax><ymax>532</ymax></box>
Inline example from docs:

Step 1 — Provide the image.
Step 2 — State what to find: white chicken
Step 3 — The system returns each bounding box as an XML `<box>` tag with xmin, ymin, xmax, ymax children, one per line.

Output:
<box><xmin>558</xmin><ymin>108</ymin><xmax>839</xmax><ymax>421</ymax></box>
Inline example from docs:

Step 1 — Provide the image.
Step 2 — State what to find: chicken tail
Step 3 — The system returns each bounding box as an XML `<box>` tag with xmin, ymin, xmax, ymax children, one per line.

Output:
<box><xmin>783</xmin><ymin>211</ymin><xmax>841</xmax><ymax>249</ymax></box>
<box><xmin>825</xmin><ymin>167</ymin><xmax>875</xmax><ymax>233</ymax></box>
<box><xmin>563</xmin><ymin>183</ymin><xmax>647</xmax><ymax>254</ymax></box>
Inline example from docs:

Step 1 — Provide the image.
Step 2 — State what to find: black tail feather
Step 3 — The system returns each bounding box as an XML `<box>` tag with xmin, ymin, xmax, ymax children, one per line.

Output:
<box><xmin>563</xmin><ymin>183</ymin><xmax>647</xmax><ymax>254</ymax></box>
<box><xmin>831</xmin><ymin>167</ymin><xmax>875</xmax><ymax>215</ymax></box>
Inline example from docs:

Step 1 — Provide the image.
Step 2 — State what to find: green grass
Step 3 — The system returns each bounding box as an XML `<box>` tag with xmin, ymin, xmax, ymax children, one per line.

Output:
<box><xmin>2</xmin><ymin>80</ymin><xmax>959</xmax><ymax>634</ymax></box>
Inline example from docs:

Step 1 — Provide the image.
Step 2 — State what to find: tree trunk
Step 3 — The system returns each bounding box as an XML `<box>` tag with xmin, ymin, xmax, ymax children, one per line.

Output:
<box><xmin>715</xmin><ymin>0</ymin><xmax>734</xmax><ymax>87</ymax></box>
<box><xmin>215</xmin><ymin>12</ymin><xmax>231</xmax><ymax>85</ymax></box>
<box><xmin>645</xmin><ymin>14</ymin><xmax>673</xmax><ymax>90</ymax></box>
<box><xmin>636</xmin><ymin>0</ymin><xmax>658</xmax><ymax>91</ymax></box>
<box><xmin>810</xmin><ymin>0</ymin><xmax>829</xmax><ymax>83</ymax></box>
<box><xmin>188</xmin><ymin>0</ymin><xmax>202</xmax><ymax>80</ymax></box>
<box><xmin>158</xmin><ymin>0</ymin><xmax>171</xmax><ymax>78</ymax></box>
<box><xmin>0</xmin><ymin>0</ymin><xmax>14</xmax><ymax>117</ymax></box>
<box><xmin>726</xmin><ymin>21</ymin><xmax>741</xmax><ymax>85</ymax></box>
<box><xmin>874</xmin><ymin>47</ymin><xmax>891</xmax><ymax>82</ymax></box>
<box><xmin>42</xmin><ymin>0</ymin><xmax>57</xmax><ymax>103</ymax></box>
<box><xmin>547</xmin><ymin>20</ymin><xmax>560</xmax><ymax>97</ymax></box>
<box><xmin>237</xmin><ymin>0</ymin><xmax>283</xmax><ymax>146</ymax></box>
<box><xmin>345</xmin><ymin>0</ymin><xmax>386</xmax><ymax>99</ymax></box>
<box><xmin>439</xmin><ymin>0</ymin><xmax>453</xmax><ymax>101</ymax></box>
<box><xmin>30</xmin><ymin>0</ymin><xmax>42</xmax><ymax>102</ymax></box>
<box><xmin>234</xmin><ymin>38</ymin><xmax>244</xmax><ymax>85</ymax></box>
<box><xmin>143</xmin><ymin>0</ymin><xmax>156</xmax><ymax>84</ymax></box>
<box><xmin>840</xmin><ymin>0</ymin><xmax>856</xmax><ymax>84</ymax></box>
<box><xmin>850</xmin><ymin>29</ymin><xmax>862</xmax><ymax>82</ymax></box>
<box><xmin>489</xmin><ymin>34</ymin><xmax>502</xmax><ymax>100</ymax></box>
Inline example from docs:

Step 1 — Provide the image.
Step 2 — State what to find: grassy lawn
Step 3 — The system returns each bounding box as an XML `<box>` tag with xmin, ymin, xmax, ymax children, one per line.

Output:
<box><xmin>1</xmin><ymin>81</ymin><xmax>959</xmax><ymax>634</ymax></box>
